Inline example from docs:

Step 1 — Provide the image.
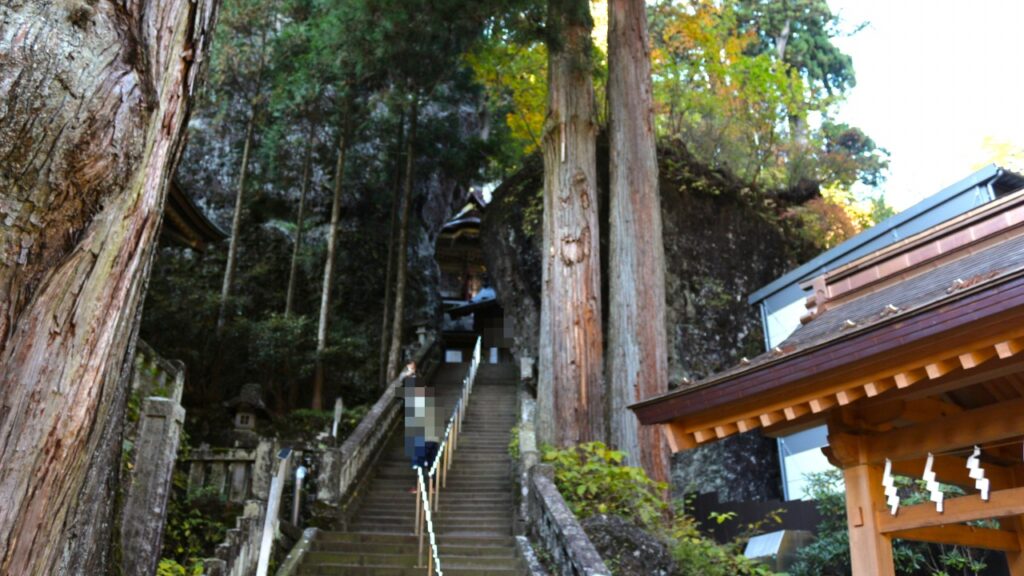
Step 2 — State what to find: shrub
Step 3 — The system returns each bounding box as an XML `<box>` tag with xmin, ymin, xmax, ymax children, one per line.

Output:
<box><xmin>542</xmin><ymin>442</ymin><xmax>667</xmax><ymax>528</ymax></box>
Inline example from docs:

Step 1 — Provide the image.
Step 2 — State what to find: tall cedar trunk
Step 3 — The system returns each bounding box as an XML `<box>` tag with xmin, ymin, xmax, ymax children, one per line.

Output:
<box><xmin>285</xmin><ymin>128</ymin><xmax>316</xmax><ymax>318</ymax></box>
<box><xmin>216</xmin><ymin>26</ymin><xmax>268</xmax><ymax>333</ymax></box>
<box><xmin>313</xmin><ymin>104</ymin><xmax>352</xmax><ymax>410</ymax></box>
<box><xmin>379</xmin><ymin>111</ymin><xmax>405</xmax><ymax>387</ymax></box>
<box><xmin>0</xmin><ymin>1</ymin><xmax>217</xmax><ymax>573</ymax></box>
<box><xmin>285</xmin><ymin>127</ymin><xmax>315</xmax><ymax>409</ymax></box>
<box><xmin>386</xmin><ymin>99</ymin><xmax>419</xmax><ymax>384</ymax></box>
<box><xmin>536</xmin><ymin>0</ymin><xmax>605</xmax><ymax>446</ymax></box>
<box><xmin>607</xmin><ymin>0</ymin><xmax>670</xmax><ymax>482</ymax></box>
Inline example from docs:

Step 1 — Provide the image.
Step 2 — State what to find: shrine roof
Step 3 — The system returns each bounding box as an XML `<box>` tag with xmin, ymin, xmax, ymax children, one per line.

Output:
<box><xmin>632</xmin><ymin>188</ymin><xmax>1024</xmax><ymax>428</ymax></box>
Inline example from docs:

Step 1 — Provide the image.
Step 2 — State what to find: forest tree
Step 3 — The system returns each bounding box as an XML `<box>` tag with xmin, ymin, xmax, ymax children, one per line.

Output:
<box><xmin>536</xmin><ymin>0</ymin><xmax>606</xmax><ymax>446</ymax></box>
<box><xmin>0</xmin><ymin>0</ymin><xmax>218</xmax><ymax>573</ymax></box>
<box><xmin>606</xmin><ymin>0</ymin><xmax>670</xmax><ymax>482</ymax></box>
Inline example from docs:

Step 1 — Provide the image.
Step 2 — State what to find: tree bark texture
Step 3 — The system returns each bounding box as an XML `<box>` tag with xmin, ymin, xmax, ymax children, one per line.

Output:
<box><xmin>0</xmin><ymin>1</ymin><xmax>217</xmax><ymax>573</ymax></box>
<box><xmin>386</xmin><ymin>99</ymin><xmax>418</xmax><ymax>384</ymax></box>
<box><xmin>379</xmin><ymin>110</ymin><xmax>404</xmax><ymax>388</ymax></box>
<box><xmin>607</xmin><ymin>0</ymin><xmax>670</xmax><ymax>482</ymax></box>
<box><xmin>537</xmin><ymin>0</ymin><xmax>605</xmax><ymax>447</ymax></box>
<box><xmin>313</xmin><ymin>105</ymin><xmax>351</xmax><ymax>410</ymax></box>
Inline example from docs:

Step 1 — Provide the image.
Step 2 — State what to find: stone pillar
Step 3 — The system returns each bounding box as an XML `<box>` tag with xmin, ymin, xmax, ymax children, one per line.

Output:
<box><xmin>120</xmin><ymin>397</ymin><xmax>186</xmax><ymax>576</ymax></box>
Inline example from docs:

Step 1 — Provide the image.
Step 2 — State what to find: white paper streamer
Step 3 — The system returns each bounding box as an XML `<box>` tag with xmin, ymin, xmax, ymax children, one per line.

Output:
<box><xmin>882</xmin><ymin>458</ymin><xmax>900</xmax><ymax>515</ymax></box>
<box><xmin>966</xmin><ymin>445</ymin><xmax>990</xmax><ymax>501</ymax></box>
<box><xmin>923</xmin><ymin>453</ymin><xmax>944</xmax><ymax>513</ymax></box>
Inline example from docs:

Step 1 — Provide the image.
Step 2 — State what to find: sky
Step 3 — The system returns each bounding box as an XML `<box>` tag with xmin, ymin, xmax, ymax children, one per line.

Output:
<box><xmin>829</xmin><ymin>0</ymin><xmax>1024</xmax><ymax>210</ymax></box>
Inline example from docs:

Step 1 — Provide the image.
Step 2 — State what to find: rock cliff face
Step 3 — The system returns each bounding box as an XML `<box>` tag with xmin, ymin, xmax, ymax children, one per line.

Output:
<box><xmin>480</xmin><ymin>141</ymin><xmax>817</xmax><ymax>502</ymax></box>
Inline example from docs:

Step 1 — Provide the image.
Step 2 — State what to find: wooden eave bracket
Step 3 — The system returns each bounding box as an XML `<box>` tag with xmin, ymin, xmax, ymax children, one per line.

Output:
<box><xmin>656</xmin><ymin>334</ymin><xmax>1024</xmax><ymax>453</ymax></box>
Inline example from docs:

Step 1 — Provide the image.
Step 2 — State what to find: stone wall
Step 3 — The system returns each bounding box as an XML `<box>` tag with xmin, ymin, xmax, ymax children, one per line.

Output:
<box><xmin>527</xmin><ymin>465</ymin><xmax>611</xmax><ymax>576</ymax></box>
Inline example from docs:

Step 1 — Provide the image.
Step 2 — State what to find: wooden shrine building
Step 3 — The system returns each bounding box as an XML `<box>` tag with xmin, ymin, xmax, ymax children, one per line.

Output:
<box><xmin>632</xmin><ymin>189</ymin><xmax>1024</xmax><ymax>575</ymax></box>
<box><xmin>162</xmin><ymin>179</ymin><xmax>226</xmax><ymax>251</ymax></box>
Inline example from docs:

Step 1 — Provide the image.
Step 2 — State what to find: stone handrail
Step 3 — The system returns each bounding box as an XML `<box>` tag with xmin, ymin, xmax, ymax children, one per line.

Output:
<box><xmin>201</xmin><ymin>500</ymin><xmax>266</xmax><ymax>576</ymax></box>
<box><xmin>527</xmin><ymin>464</ymin><xmax>611</xmax><ymax>576</ymax></box>
<box><xmin>316</xmin><ymin>335</ymin><xmax>440</xmax><ymax>517</ymax></box>
<box><xmin>274</xmin><ymin>528</ymin><xmax>319</xmax><ymax>576</ymax></box>
<box><xmin>184</xmin><ymin>440</ymin><xmax>276</xmax><ymax>503</ymax></box>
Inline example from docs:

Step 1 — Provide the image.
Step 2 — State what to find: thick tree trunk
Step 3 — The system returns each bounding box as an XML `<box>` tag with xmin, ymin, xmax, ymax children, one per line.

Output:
<box><xmin>216</xmin><ymin>29</ymin><xmax>268</xmax><ymax>333</ymax></box>
<box><xmin>285</xmin><ymin>128</ymin><xmax>316</xmax><ymax>319</ymax></box>
<box><xmin>0</xmin><ymin>1</ymin><xmax>217</xmax><ymax>573</ymax></box>
<box><xmin>313</xmin><ymin>103</ymin><xmax>352</xmax><ymax>410</ymax></box>
<box><xmin>607</xmin><ymin>0</ymin><xmax>670</xmax><ymax>482</ymax></box>
<box><xmin>379</xmin><ymin>111</ymin><xmax>405</xmax><ymax>387</ymax></box>
<box><xmin>536</xmin><ymin>0</ymin><xmax>605</xmax><ymax>447</ymax></box>
<box><xmin>386</xmin><ymin>99</ymin><xmax>419</xmax><ymax>384</ymax></box>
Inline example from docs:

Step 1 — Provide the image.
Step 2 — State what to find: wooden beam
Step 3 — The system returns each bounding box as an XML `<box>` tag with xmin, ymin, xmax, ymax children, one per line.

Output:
<box><xmin>784</xmin><ymin>403</ymin><xmax>810</xmax><ymax>421</ymax></box>
<box><xmin>865</xmin><ymin>378</ymin><xmax>896</xmax><ymax>397</ymax></box>
<box><xmin>714</xmin><ymin>423</ymin><xmax>738</xmax><ymax>439</ymax></box>
<box><xmin>735</xmin><ymin>418</ymin><xmax>760</xmax><ymax>433</ymax></box>
<box><xmin>1006</xmin><ymin>516</ymin><xmax>1024</xmax><ymax>576</ymax></box>
<box><xmin>924</xmin><ymin>359</ymin><xmax>958</xmax><ymax>380</ymax></box>
<box><xmin>759</xmin><ymin>411</ymin><xmax>785</xmax><ymax>428</ymax></box>
<box><xmin>894</xmin><ymin>368</ymin><xmax>927</xmax><ymax>389</ymax></box>
<box><xmin>878</xmin><ymin>487</ymin><xmax>1024</xmax><ymax>533</ymax></box>
<box><xmin>844</xmin><ymin>464</ymin><xmax>896</xmax><ymax>576</ymax></box>
<box><xmin>810</xmin><ymin>396</ymin><xmax>838</xmax><ymax>413</ymax></box>
<box><xmin>899</xmin><ymin>397</ymin><xmax>961</xmax><ymax>424</ymax></box>
<box><xmin>837</xmin><ymin>387</ymin><xmax>866</xmax><ymax>406</ymax></box>
<box><xmin>891</xmin><ymin>454</ymin><xmax>1014</xmax><ymax>492</ymax></box>
<box><xmin>835</xmin><ymin>397</ymin><xmax>1024</xmax><ymax>465</ymax></box>
<box><xmin>693</xmin><ymin>428</ymin><xmax>717</xmax><ymax>444</ymax></box>
<box><xmin>888</xmin><ymin>525</ymin><xmax>1020</xmax><ymax>552</ymax></box>
<box><xmin>959</xmin><ymin>348</ymin><xmax>996</xmax><ymax>369</ymax></box>
<box><xmin>996</xmin><ymin>339</ymin><xmax>1024</xmax><ymax>359</ymax></box>
<box><xmin>662</xmin><ymin>423</ymin><xmax>695</xmax><ymax>452</ymax></box>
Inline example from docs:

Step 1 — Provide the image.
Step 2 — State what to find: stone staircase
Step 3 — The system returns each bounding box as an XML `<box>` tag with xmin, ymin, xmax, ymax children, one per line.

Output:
<box><xmin>293</xmin><ymin>361</ymin><xmax>526</xmax><ymax>575</ymax></box>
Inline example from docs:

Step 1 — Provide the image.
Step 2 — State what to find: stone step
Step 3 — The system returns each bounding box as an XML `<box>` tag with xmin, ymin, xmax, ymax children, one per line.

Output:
<box><xmin>314</xmin><ymin>539</ymin><xmax>516</xmax><ymax>555</ymax></box>
<box><xmin>317</xmin><ymin>532</ymin><xmax>516</xmax><ymax>546</ymax></box>
<box><xmin>345</xmin><ymin>523</ymin><xmax>513</xmax><ymax>536</ymax></box>
<box><xmin>304</xmin><ymin>551</ymin><xmax>520</xmax><ymax>569</ymax></box>
<box><xmin>298</xmin><ymin>563</ymin><xmax>523</xmax><ymax>576</ymax></box>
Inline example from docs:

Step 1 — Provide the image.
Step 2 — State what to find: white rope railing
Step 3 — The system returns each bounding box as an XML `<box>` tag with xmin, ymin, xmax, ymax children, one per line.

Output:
<box><xmin>415</xmin><ymin>466</ymin><xmax>443</xmax><ymax>576</ymax></box>
<box><xmin>413</xmin><ymin>336</ymin><xmax>483</xmax><ymax>575</ymax></box>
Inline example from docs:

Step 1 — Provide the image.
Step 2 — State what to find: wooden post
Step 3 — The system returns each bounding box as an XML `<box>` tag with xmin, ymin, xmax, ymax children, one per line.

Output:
<box><xmin>1007</xmin><ymin>515</ymin><xmax>1024</xmax><ymax>576</ymax></box>
<box><xmin>442</xmin><ymin>445</ymin><xmax>448</xmax><ymax>489</ymax></box>
<box><xmin>432</xmin><ymin>472</ymin><xmax>439</xmax><ymax>511</ymax></box>
<box><xmin>843</xmin><ymin>463</ymin><xmax>895</xmax><ymax>576</ymax></box>
<box><xmin>417</xmin><ymin>476</ymin><xmax>425</xmax><ymax>567</ymax></box>
<box><xmin>414</xmin><ymin>479</ymin><xmax>422</xmax><ymax>537</ymax></box>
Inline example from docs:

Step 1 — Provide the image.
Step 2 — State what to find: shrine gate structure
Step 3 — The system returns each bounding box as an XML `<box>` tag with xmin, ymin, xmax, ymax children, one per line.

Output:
<box><xmin>632</xmin><ymin>190</ymin><xmax>1024</xmax><ymax>575</ymax></box>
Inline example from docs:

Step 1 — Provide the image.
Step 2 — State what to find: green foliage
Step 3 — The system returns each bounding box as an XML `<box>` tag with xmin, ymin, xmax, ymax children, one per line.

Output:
<box><xmin>667</xmin><ymin>511</ymin><xmax>776</xmax><ymax>576</ymax></box>
<box><xmin>271</xmin><ymin>405</ymin><xmax>369</xmax><ymax>444</ymax></box>
<box><xmin>507</xmin><ymin>424</ymin><xmax>520</xmax><ymax>460</ymax></box>
<box><xmin>649</xmin><ymin>0</ymin><xmax>889</xmax><ymax>198</ymax></box>
<box><xmin>156</xmin><ymin>558</ymin><xmax>203</xmax><ymax>576</ymax></box>
<box><xmin>542</xmin><ymin>442</ymin><xmax>667</xmax><ymax>528</ymax></box>
<box><xmin>160</xmin><ymin>484</ymin><xmax>234</xmax><ymax>569</ymax></box>
<box><xmin>789</xmin><ymin>470</ymin><xmax>992</xmax><ymax>576</ymax></box>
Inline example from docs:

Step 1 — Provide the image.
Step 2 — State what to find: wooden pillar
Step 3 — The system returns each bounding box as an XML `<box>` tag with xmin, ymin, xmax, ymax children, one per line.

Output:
<box><xmin>843</xmin><ymin>463</ymin><xmax>895</xmax><ymax>576</ymax></box>
<box><xmin>1007</xmin><ymin>515</ymin><xmax>1024</xmax><ymax>576</ymax></box>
